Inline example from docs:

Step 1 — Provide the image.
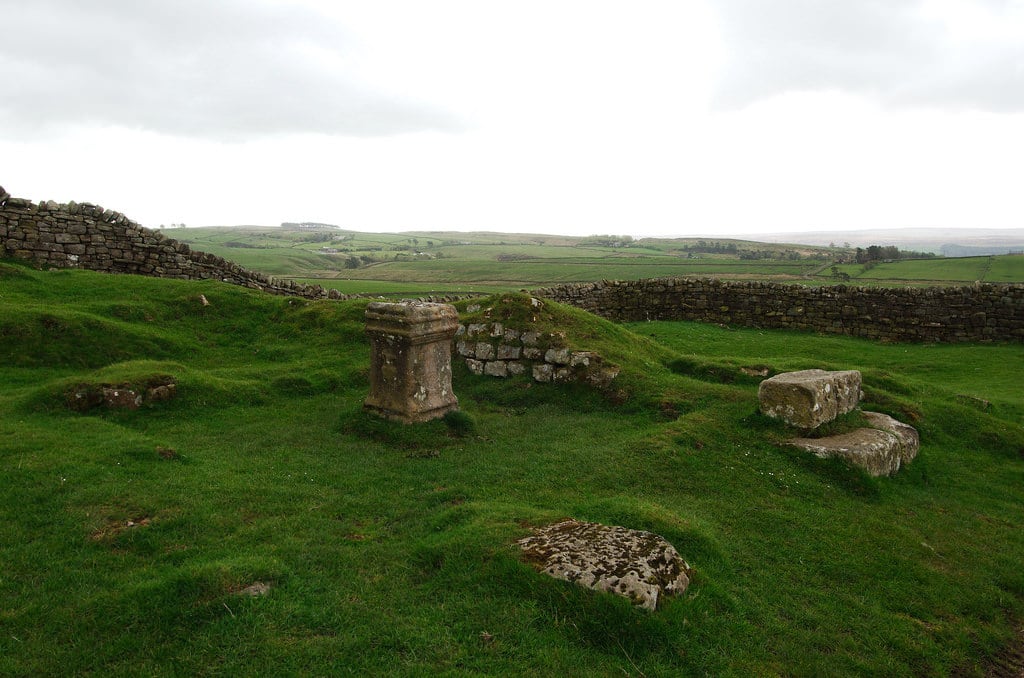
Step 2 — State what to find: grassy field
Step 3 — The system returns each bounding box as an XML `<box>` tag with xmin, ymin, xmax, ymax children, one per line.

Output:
<box><xmin>162</xmin><ymin>226</ymin><xmax>1024</xmax><ymax>293</ymax></box>
<box><xmin>833</xmin><ymin>255</ymin><xmax>1024</xmax><ymax>286</ymax></box>
<box><xmin>2</xmin><ymin>260</ymin><xmax>1022</xmax><ymax>676</ymax></box>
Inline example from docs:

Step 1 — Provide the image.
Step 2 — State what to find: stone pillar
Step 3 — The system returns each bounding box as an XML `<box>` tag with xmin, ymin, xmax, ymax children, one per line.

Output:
<box><xmin>364</xmin><ymin>301</ymin><xmax>460</xmax><ymax>423</ymax></box>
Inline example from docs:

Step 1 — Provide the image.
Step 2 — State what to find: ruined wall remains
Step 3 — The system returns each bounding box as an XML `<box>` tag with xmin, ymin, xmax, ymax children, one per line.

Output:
<box><xmin>454</xmin><ymin>319</ymin><xmax>620</xmax><ymax>387</ymax></box>
<box><xmin>535</xmin><ymin>278</ymin><xmax>1024</xmax><ymax>343</ymax></box>
<box><xmin>0</xmin><ymin>186</ymin><xmax>346</xmax><ymax>300</ymax></box>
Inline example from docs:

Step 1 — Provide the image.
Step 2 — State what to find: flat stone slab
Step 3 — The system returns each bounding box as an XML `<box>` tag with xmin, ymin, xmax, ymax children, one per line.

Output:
<box><xmin>517</xmin><ymin>519</ymin><xmax>692</xmax><ymax>610</ymax></box>
<box><xmin>789</xmin><ymin>411</ymin><xmax>919</xmax><ymax>476</ymax></box>
<box><xmin>759</xmin><ymin>369</ymin><xmax>862</xmax><ymax>429</ymax></box>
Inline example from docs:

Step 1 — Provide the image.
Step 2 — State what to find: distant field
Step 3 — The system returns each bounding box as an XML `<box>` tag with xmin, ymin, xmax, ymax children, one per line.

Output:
<box><xmin>987</xmin><ymin>255</ymin><xmax>1024</xmax><ymax>283</ymax></box>
<box><xmin>162</xmin><ymin>226</ymin><xmax>1024</xmax><ymax>291</ymax></box>
<box><xmin>289</xmin><ymin>279</ymin><xmax>509</xmax><ymax>297</ymax></box>
<box><xmin>324</xmin><ymin>258</ymin><xmax>818</xmax><ymax>287</ymax></box>
<box><xmin>829</xmin><ymin>255</ymin><xmax>1024</xmax><ymax>286</ymax></box>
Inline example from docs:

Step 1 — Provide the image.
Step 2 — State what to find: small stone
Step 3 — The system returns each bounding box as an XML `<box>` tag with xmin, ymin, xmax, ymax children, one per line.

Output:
<box><xmin>545</xmin><ymin>348</ymin><xmax>572</xmax><ymax>365</ymax></box>
<box><xmin>239</xmin><ymin>581</ymin><xmax>272</xmax><ymax>597</ymax></box>
<box><xmin>466</xmin><ymin>359</ymin><xmax>484</xmax><ymax>375</ymax></box>
<box><xmin>103</xmin><ymin>387</ymin><xmax>142</xmax><ymax>410</ymax></box>
<box><xmin>533</xmin><ymin>364</ymin><xmax>554</xmax><ymax>382</ymax></box>
<box><xmin>570</xmin><ymin>351</ymin><xmax>595</xmax><ymax>367</ymax></box>
<box><xmin>475</xmin><ymin>342</ymin><xmax>495</xmax><ymax>360</ymax></box>
<box><xmin>497</xmin><ymin>344</ymin><xmax>521</xmax><ymax>360</ymax></box>
<box><xmin>484</xmin><ymin>361</ymin><xmax>509</xmax><ymax>377</ymax></box>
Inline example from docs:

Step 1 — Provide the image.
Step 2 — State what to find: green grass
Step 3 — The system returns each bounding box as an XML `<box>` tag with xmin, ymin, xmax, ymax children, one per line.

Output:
<box><xmin>830</xmin><ymin>255</ymin><xmax>1024</xmax><ymax>285</ymax></box>
<box><xmin>2</xmin><ymin>259</ymin><xmax>1023</xmax><ymax>676</ymax></box>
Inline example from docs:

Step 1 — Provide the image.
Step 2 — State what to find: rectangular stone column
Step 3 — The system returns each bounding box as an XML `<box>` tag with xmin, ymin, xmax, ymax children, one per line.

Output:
<box><xmin>364</xmin><ymin>301</ymin><xmax>459</xmax><ymax>423</ymax></box>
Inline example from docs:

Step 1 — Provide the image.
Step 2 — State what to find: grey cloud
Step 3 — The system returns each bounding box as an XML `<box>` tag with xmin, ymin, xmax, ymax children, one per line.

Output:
<box><xmin>0</xmin><ymin>0</ymin><xmax>463</xmax><ymax>140</ymax></box>
<box><xmin>712</xmin><ymin>0</ymin><xmax>1024</xmax><ymax>112</ymax></box>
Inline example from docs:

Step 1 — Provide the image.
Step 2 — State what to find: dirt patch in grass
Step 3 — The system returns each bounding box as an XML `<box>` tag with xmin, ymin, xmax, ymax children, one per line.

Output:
<box><xmin>90</xmin><ymin>516</ymin><xmax>152</xmax><ymax>542</ymax></box>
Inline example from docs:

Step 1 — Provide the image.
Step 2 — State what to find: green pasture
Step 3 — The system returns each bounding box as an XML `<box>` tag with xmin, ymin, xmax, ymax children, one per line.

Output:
<box><xmin>1</xmin><ymin>259</ymin><xmax>1022</xmax><ymax>676</ymax></box>
<box><xmin>830</xmin><ymin>255</ymin><xmax>1024</xmax><ymax>285</ymax></box>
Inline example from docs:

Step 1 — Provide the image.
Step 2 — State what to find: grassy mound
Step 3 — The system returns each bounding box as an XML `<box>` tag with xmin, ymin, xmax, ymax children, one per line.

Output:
<box><xmin>1</xmin><ymin>262</ymin><xmax>1023</xmax><ymax>676</ymax></box>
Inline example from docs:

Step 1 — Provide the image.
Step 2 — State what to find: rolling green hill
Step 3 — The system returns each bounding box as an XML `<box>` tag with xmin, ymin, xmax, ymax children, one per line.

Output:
<box><xmin>162</xmin><ymin>226</ymin><xmax>1024</xmax><ymax>297</ymax></box>
<box><xmin>1</xmin><ymin>259</ymin><xmax>1022</xmax><ymax>675</ymax></box>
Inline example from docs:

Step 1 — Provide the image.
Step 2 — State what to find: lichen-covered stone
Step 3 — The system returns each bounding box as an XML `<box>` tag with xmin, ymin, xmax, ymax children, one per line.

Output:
<box><xmin>545</xmin><ymin>348</ymin><xmax>571</xmax><ymax>365</ymax></box>
<box><xmin>788</xmin><ymin>411</ymin><xmax>919</xmax><ymax>476</ymax></box>
<box><xmin>517</xmin><ymin>519</ymin><xmax>692</xmax><ymax>611</ymax></box>
<box><xmin>484</xmin><ymin>360</ymin><xmax>508</xmax><ymax>377</ymax></box>
<box><xmin>533</xmin><ymin>363</ymin><xmax>553</xmax><ymax>382</ymax></box>
<box><xmin>497</xmin><ymin>344</ymin><xmax>521</xmax><ymax>360</ymax></box>
<box><xmin>758</xmin><ymin>369</ymin><xmax>862</xmax><ymax>429</ymax></box>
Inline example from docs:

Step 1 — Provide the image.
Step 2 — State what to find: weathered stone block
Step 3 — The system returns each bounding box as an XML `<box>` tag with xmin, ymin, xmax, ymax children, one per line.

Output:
<box><xmin>553</xmin><ymin>367</ymin><xmax>573</xmax><ymax>382</ymax></box>
<box><xmin>484</xmin><ymin>360</ymin><xmax>508</xmax><ymax>377</ymax></box>
<box><xmin>758</xmin><ymin>369</ymin><xmax>861</xmax><ymax>429</ymax></box>
<box><xmin>521</xmin><ymin>331</ymin><xmax>541</xmax><ymax>346</ymax></box>
<box><xmin>533</xmin><ymin>363</ymin><xmax>554</xmax><ymax>382</ymax></box>
<box><xmin>497</xmin><ymin>344</ymin><xmax>521</xmax><ymax>360</ymax></box>
<box><xmin>788</xmin><ymin>412</ymin><xmax>918</xmax><ymax>476</ymax></box>
<box><xmin>364</xmin><ymin>302</ymin><xmax>459</xmax><ymax>423</ymax></box>
<box><xmin>545</xmin><ymin>348</ymin><xmax>572</xmax><ymax>365</ymax></box>
<box><xmin>475</xmin><ymin>342</ymin><xmax>495</xmax><ymax>360</ymax></box>
<box><xmin>570</xmin><ymin>351</ymin><xmax>595</xmax><ymax>367</ymax></box>
<box><xmin>517</xmin><ymin>519</ymin><xmax>692</xmax><ymax>611</ymax></box>
<box><xmin>522</xmin><ymin>347</ymin><xmax>544</xmax><ymax>360</ymax></box>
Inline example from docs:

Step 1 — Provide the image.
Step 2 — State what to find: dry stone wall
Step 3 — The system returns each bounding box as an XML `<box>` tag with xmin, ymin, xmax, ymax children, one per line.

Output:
<box><xmin>536</xmin><ymin>277</ymin><xmax>1024</xmax><ymax>343</ymax></box>
<box><xmin>0</xmin><ymin>186</ymin><xmax>346</xmax><ymax>300</ymax></box>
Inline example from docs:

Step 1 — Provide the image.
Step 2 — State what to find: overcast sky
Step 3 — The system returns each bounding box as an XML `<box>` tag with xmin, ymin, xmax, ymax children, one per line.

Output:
<box><xmin>2</xmin><ymin>0</ymin><xmax>1023</xmax><ymax>237</ymax></box>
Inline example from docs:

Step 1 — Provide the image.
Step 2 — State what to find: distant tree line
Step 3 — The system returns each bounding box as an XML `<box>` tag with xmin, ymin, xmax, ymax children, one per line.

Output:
<box><xmin>580</xmin><ymin>235</ymin><xmax>635</xmax><ymax>247</ymax></box>
<box><xmin>854</xmin><ymin>245</ymin><xmax>938</xmax><ymax>264</ymax></box>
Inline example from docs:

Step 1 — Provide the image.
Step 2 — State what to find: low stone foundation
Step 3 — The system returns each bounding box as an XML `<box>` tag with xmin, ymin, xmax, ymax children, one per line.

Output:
<box><xmin>453</xmin><ymin>321</ymin><xmax>620</xmax><ymax>388</ymax></box>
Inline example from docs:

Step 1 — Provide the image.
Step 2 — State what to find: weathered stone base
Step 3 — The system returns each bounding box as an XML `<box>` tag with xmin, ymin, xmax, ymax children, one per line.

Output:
<box><xmin>517</xmin><ymin>519</ymin><xmax>692</xmax><ymax>611</ymax></box>
<box><xmin>759</xmin><ymin>368</ymin><xmax>862</xmax><ymax>429</ymax></box>
<box><xmin>364</xmin><ymin>302</ymin><xmax>459</xmax><ymax>424</ymax></box>
<box><xmin>362</xmin><ymin>401</ymin><xmax>458</xmax><ymax>424</ymax></box>
<box><xmin>788</xmin><ymin>411</ymin><xmax>919</xmax><ymax>477</ymax></box>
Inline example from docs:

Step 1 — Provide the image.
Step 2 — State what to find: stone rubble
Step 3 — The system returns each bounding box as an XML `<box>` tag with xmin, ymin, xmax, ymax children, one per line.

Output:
<box><xmin>759</xmin><ymin>369</ymin><xmax>920</xmax><ymax>476</ymax></box>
